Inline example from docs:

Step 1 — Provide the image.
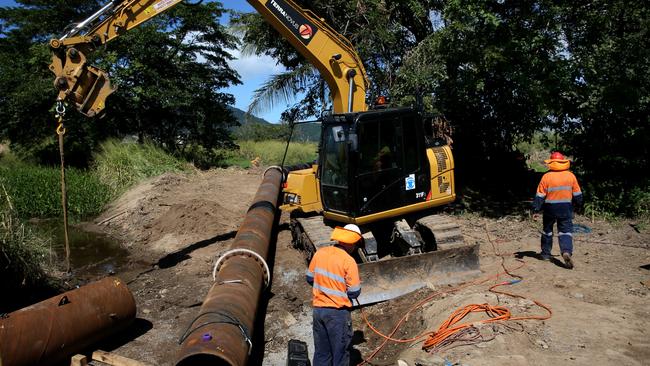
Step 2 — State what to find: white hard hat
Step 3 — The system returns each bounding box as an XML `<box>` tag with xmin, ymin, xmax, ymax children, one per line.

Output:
<box><xmin>343</xmin><ymin>224</ymin><xmax>361</xmax><ymax>235</ymax></box>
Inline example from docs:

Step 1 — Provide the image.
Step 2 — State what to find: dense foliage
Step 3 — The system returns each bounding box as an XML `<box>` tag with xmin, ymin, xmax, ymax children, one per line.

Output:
<box><xmin>0</xmin><ymin>140</ymin><xmax>186</xmax><ymax>220</ymax></box>
<box><xmin>0</xmin><ymin>0</ymin><xmax>241</xmax><ymax>166</ymax></box>
<box><xmin>233</xmin><ymin>0</ymin><xmax>649</xmax><ymax>216</ymax></box>
<box><xmin>93</xmin><ymin>139</ymin><xmax>188</xmax><ymax>195</ymax></box>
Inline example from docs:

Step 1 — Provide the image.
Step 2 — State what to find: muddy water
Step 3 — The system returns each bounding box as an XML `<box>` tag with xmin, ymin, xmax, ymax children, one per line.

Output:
<box><xmin>36</xmin><ymin>220</ymin><xmax>131</xmax><ymax>278</ymax></box>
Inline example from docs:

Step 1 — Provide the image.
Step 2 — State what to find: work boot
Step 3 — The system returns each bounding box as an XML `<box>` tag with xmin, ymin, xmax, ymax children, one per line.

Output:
<box><xmin>538</xmin><ymin>253</ymin><xmax>551</xmax><ymax>261</ymax></box>
<box><xmin>562</xmin><ymin>252</ymin><xmax>574</xmax><ymax>269</ymax></box>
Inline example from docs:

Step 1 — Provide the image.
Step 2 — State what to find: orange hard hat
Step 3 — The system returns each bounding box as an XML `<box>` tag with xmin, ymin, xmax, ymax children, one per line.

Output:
<box><xmin>330</xmin><ymin>224</ymin><xmax>362</xmax><ymax>245</ymax></box>
<box><xmin>549</xmin><ymin>151</ymin><xmax>565</xmax><ymax>160</ymax></box>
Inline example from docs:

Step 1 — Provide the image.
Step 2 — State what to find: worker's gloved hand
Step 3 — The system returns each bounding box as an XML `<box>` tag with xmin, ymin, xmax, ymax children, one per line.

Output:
<box><xmin>532</xmin><ymin>212</ymin><xmax>540</xmax><ymax>221</ymax></box>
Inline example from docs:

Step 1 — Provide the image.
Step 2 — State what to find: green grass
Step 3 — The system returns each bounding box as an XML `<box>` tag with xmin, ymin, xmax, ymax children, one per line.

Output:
<box><xmin>215</xmin><ymin>148</ymin><xmax>252</xmax><ymax>168</ymax></box>
<box><xmin>236</xmin><ymin>140</ymin><xmax>318</xmax><ymax>166</ymax></box>
<box><xmin>0</xmin><ymin>140</ymin><xmax>188</xmax><ymax>220</ymax></box>
<box><xmin>93</xmin><ymin>139</ymin><xmax>188</xmax><ymax>194</ymax></box>
<box><xmin>0</xmin><ymin>160</ymin><xmax>112</xmax><ymax>220</ymax></box>
<box><xmin>0</xmin><ymin>185</ymin><xmax>51</xmax><ymax>287</ymax></box>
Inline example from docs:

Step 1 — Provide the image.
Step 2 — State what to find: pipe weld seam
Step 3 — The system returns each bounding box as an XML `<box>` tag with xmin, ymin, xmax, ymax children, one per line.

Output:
<box><xmin>212</xmin><ymin>248</ymin><xmax>270</xmax><ymax>289</ymax></box>
<box><xmin>178</xmin><ymin>310</ymin><xmax>252</xmax><ymax>354</ymax></box>
<box><xmin>263</xmin><ymin>165</ymin><xmax>285</xmax><ymax>181</ymax></box>
<box><xmin>247</xmin><ymin>200</ymin><xmax>276</xmax><ymax>213</ymax></box>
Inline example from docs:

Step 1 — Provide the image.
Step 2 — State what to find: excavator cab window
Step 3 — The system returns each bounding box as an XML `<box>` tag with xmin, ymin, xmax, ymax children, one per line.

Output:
<box><xmin>319</xmin><ymin>108</ymin><xmax>431</xmax><ymax>218</ymax></box>
<box><xmin>320</xmin><ymin>122</ymin><xmax>351</xmax><ymax>214</ymax></box>
<box><xmin>355</xmin><ymin>109</ymin><xmax>430</xmax><ymax>217</ymax></box>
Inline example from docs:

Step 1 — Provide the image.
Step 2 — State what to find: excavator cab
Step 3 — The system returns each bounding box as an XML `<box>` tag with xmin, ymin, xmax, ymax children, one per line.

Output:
<box><xmin>319</xmin><ymin>108</ymin><xmax>431</xmax><ymax>219</ymax></box>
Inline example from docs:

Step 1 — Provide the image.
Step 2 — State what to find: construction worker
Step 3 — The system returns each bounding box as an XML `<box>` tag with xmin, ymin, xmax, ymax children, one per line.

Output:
<box><xmin>306</xmin><ymin>224</ymin><xmax>362</xmax><ymax>366</ymax></box>
<box><xmin>532</xmin><ymin>151</ymin><xmax>583</xmax><ymax>269</ymax></box>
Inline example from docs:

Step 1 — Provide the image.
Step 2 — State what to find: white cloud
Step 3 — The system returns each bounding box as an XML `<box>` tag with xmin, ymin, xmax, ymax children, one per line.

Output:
<box><xmin>227</xmin><ymin>48</ymin><xmax>285</xmax><ymax>79</ymax></box>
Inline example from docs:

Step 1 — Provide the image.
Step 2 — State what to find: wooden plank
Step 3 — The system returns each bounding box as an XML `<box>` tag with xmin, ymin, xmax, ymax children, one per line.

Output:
<box><xmin>91</xmin><ymin>350</ymin><xmax>153</xmax><ymax>366</ymax></box>
<box><xmin>70</xmin><ymin>354</ymin><xmax>88</xmax><ymax>366</ymax></box>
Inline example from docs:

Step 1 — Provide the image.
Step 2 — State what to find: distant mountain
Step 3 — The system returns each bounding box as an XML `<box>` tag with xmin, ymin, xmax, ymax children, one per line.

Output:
<box><xmin>229</xmin><ymin>106</ymin><xmax>272</xmax><ymax>125</ymax></box>
<box><xmin>228</xmin><ymin>106</ymin><xmax>320</xmax><ymax>142</ymax></box>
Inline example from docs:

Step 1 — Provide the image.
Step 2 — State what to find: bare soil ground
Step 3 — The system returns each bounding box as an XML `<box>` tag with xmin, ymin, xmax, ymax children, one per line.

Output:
<box><xmin>88</xmin><ymin>168</ymin><xmax>649</xmax><ymax>366</ymax></box>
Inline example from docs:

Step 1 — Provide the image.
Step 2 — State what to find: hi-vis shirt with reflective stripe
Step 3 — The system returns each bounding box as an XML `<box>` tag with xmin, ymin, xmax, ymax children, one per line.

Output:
<box><xmin>306</xmin><ymin>246</ymin><xmax>361</xmax><ymax>308</ymax></box>
<box><xmin>536</xmin><ymin>170</ymin><xmax>582</xmax><ymax>205</ymax></box>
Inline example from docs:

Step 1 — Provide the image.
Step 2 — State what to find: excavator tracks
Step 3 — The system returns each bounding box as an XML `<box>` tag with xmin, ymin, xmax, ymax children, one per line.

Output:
<box><xmin>414</xmin><ymin>214</ymin><xmax>467</xmax><ymax>250</ymax></box>
<box><xmin>291</xmin><ymin>216</ymin><xmax>335</xmax><ymax>260</ymax></box>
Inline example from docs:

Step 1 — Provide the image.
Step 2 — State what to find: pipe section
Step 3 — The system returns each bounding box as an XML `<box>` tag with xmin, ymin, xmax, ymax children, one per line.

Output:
<box><xmin>176</xmin><ymin>167</ymin><xmax>283</xmax><ymax>366</ymax></box>
<box><xmin>0</xmin><ymin>277</ymin><xmax>136</xmax><ymax>366</ymax></box>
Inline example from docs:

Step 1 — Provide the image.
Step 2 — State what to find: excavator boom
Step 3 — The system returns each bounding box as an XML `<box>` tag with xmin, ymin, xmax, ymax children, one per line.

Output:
<box><xmin>49</xmin><ymin>0</ymin><xmax>367</xmax><ymax>116</ymax></box>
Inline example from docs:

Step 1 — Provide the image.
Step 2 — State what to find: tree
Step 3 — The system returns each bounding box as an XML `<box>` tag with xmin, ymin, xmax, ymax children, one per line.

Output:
<box><xmin>559</xmin><ymin>1</ymin><xmax>650</xmax><ymax>215</ymax></box>
<box><xmin>0</xmin><ymin>0</ymin><xmax>241</xmax><ymax>166</ymax></box>
<box><xmin>427</xmin><ymin>1</ymin><xmax>568</xmax><ymax>164</ymax></box>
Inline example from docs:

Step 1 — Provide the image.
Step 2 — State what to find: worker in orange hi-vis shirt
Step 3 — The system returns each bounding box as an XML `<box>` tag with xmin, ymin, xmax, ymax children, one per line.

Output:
<box><xmin>532</xmin><ymin>151</ymin><xmax>583</xmax><ymax>269</ymax></box>
<box><xmin>306</xmin><ymin>224</ymin><xmax>362</xmax><ymax>366</ymax></box>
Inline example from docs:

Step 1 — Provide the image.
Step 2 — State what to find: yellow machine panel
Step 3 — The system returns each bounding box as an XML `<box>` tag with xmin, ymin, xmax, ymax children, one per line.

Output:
<box><xmin>427</xmin><ymin>145</ymin><xmax>456</xmax><ymax>199</ymax></box>
<box><xmin>280</xmin><ymin>165</ymin><xmax>322</xmax><ymax>213</ymax></box>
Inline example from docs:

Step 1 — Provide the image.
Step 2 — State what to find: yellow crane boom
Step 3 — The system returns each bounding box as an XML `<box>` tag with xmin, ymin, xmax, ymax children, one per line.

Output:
<box><xmin>49</xmin><ymin>0</ymin><xmax>368</xmax><ymax>117</ymax></box>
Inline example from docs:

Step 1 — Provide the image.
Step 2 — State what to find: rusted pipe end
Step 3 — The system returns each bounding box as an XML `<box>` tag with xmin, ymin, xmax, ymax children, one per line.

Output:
<box><xmin>263</xmin><ymin>165</ymin><xmax>285</xmax><ymax>183</ymax></box>
<box><xmin>0</xmin><ymin>277</ymin><xmax>136</xmax><ymax>366</ymax></box>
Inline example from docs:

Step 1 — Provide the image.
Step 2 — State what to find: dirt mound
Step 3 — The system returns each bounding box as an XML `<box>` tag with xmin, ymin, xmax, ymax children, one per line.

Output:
<box><xmin>95</xmin><ymin>169</ymin><xmax>259</xmax><ymax>258</ymax></box>
<box><xmin>148</xmin><ymin>199</ymin><xmax>236</xmax><ymax>242</ymax></box>
<box><xmin>96</xmin><ymin>173</ymin><xmax>191</xmax><ymax>246</ymax></box>
<box><xmin>144</xmin><ymin>199</ymin><xmax>236</xmax><ymax>254</ymax></box>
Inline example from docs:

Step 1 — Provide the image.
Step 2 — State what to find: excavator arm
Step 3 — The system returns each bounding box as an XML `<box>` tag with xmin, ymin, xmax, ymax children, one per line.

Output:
<box><xmin>49</xmin><ymin>0</ymin><xmax>184</xmax><ymax>117</ymax></box>
<box><xmin>246</xmin><ymin>0</ymin><xmax>368</xmax><ymax>113</ymax></box>
<box><xmin>49</xmin><ymin>0</ymin><xmax>368</xmax><ymax>117</ymax></box>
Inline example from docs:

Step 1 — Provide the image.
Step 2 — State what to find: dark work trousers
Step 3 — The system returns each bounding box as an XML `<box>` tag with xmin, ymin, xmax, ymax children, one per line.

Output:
<box><xmin>541</xmin><ymin>205</ymin><xmax>574</xmax><ymax>256</ymax></box>
<box><xmin>313</xmin><ymin>307</ymin><xmax>352</xmax><ymax>366</ymax></box>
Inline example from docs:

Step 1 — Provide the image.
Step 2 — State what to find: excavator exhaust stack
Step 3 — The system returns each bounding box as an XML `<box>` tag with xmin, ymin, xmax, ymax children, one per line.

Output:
<box><xmin>292</xmin><ymin>214</ymin><xmax>481</xmax><ymax>306</ymax></box>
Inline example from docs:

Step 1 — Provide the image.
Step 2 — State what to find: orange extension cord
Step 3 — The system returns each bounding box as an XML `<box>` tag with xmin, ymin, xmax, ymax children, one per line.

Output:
<box><xmin>357</xmin><ymin>224</ymin><xmax>553</xmax><ymax>365</ymax></box>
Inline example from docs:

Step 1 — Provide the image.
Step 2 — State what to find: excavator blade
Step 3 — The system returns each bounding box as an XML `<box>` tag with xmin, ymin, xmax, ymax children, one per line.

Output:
<box><xmin>355</xmin><ymin>243</ymin><xmax>480</xmax><ymax>305</ymax></box>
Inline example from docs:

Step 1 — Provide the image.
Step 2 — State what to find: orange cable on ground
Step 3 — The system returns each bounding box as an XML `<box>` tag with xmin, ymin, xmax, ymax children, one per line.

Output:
<box><xmin>421</xmin><ymin>303</ymin><xmax>511</xmax><ymax>352</ymax></box>
<box><xmin>357</xmin><ymin>223</ymin><xmax>552</xmax><ymax>365</ymax></box>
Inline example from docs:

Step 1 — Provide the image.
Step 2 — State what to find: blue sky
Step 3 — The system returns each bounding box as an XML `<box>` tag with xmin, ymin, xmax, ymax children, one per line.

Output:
<box><xmin>0</xmin><ymin>0</ymin><xmax>288</xmax><ymax>122</ymax></box>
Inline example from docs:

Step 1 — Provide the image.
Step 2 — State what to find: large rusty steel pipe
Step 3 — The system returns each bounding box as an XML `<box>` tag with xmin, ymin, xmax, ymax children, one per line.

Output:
<box><xmin>176</xmin><ymin>167</ymin><xmax>283</xmax><ymax>366</ymax></box>
<box><xmin>0</xmin><ymin>277</ymin><xmax>136</xmax><ymax>366</ymax></box>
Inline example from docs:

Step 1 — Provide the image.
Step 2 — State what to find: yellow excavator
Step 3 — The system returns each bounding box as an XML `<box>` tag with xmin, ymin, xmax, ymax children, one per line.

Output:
<box><xmin>49</xmin><ymin>0</ymin><xmax>479</xmax><ymax>305</ymax></box>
